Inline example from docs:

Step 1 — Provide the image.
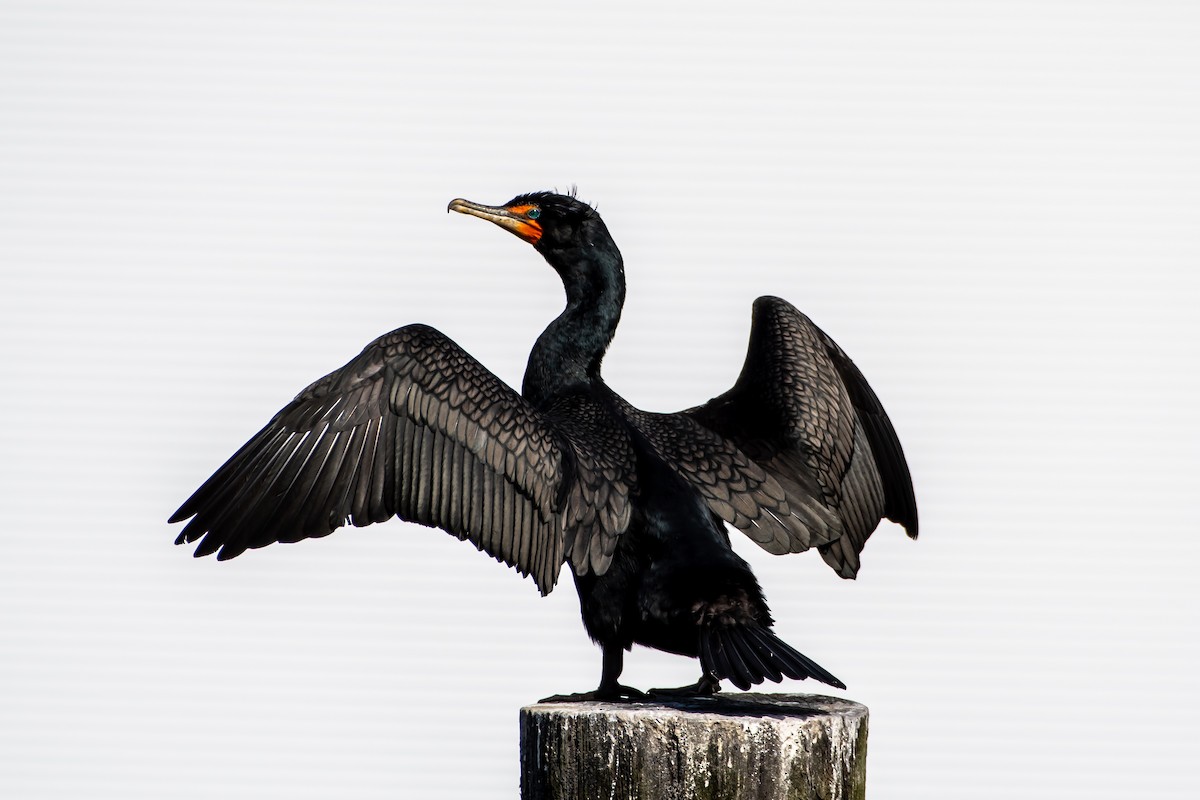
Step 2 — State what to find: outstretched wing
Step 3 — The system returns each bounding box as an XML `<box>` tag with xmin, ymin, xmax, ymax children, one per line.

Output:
<box><xmin>684</xmin><ymin>296</ymin><xmax>917</xmax><ymax>578</ymax></box>
<box><xmin>170</xmin><ymin>324</ymin><xmax>572</xmax><ymax>594</ymax></box>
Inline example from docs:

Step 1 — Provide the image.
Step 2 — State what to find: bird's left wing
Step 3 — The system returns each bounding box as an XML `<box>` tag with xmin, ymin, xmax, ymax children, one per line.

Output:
<box><xmin>170</xmin><ymin>324</ymin><xmax>570</xmax><ymax>593</ymax></box>
<box><xmin>684</xmin><ymin>296</ymin><xmax>917</xmax><ymax>578</ymax></box>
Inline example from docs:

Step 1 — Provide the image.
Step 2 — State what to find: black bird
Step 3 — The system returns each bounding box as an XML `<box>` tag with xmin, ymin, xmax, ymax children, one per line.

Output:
<box><xmin>170</xmin><ymin>191</ymin><xmax>917</xmax><ymax>700</ymax></box>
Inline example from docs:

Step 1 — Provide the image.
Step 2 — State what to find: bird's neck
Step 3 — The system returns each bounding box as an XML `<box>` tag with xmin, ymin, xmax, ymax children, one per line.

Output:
<box><xmin>523</xmin><ymin>242</ymin><xmax>625</xmax><ymax>407</ymax></box>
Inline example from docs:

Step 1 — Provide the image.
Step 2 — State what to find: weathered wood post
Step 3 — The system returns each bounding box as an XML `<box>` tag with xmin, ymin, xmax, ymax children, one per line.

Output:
<box><xmin>520</xmin><ymin>694</ymin><xmax>868</xmax><ymax>800</ymax></box>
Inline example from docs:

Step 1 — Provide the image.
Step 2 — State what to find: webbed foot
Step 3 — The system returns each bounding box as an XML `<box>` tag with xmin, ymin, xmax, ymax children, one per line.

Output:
<box><xmin>539</xmin><ymin>683</ymin><xmax>647</xmax><ymax>703</ymax></box>
<box><xmin>648</xmin><ymin>673</ymin><xmax>722</xmax><ymax>698</ymax></box>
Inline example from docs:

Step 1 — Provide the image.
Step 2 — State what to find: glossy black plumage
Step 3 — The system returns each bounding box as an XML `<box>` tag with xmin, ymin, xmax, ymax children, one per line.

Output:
<box><xmin>170</xmin><ymin>190</ymin><xmax>917</xmax><ymax>698</ymax></box>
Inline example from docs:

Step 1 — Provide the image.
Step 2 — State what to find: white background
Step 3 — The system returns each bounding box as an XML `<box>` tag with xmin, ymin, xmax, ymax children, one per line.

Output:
<box><xmin>2</xmin><ymin>2</ymin><xmax>1197</xmax><ymax>797</ymax></box>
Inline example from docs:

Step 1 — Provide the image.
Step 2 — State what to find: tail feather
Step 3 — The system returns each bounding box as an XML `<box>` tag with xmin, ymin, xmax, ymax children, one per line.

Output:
<box><xmin>700</xmin><ymin>623</ymin><xmax>845</xmax><ymax>691</ymax></box>
<box><xmin>732</xmin><ymin>629</ymin><xmax>783</xmax><ymax>684</ymax></box>
<box><xmin>717</xmin><ymin>628</ymin><xmax>756</xmax><ymax>691</ymax></box>
<box><xmin>747</xmin><ymin>626</ymin><xmax>846</xmax><ymax>690</ymax></box>
<box><xmin>709</xmin><ymin>629</ymin><xmax>737</xmax><ymax>687</ymax></box>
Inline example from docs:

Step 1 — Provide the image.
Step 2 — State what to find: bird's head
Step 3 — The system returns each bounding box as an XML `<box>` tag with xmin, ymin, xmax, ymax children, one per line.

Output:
<box><xmin>448</xmin><ymin>190</ymin><xmax>606</xmax><ymax>255</ymax></box>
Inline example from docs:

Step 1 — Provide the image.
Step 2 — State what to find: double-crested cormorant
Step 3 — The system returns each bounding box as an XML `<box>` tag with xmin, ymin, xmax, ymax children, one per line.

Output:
<box><xmin>170</xmin><ymin>191</ymin><xmax>917</xmax><ymax>699</ymax></box>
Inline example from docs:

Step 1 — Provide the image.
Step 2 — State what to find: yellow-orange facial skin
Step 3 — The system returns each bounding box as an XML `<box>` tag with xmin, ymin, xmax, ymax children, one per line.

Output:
<box><xmin>448</xmin><ymin>198</ymin><xmax>544</xmax><ymax>245</ymax></box>
<box><xmin>504</xmin><ymin>205</ymin><xmax>543</xmax><ymax>244</ymax></box>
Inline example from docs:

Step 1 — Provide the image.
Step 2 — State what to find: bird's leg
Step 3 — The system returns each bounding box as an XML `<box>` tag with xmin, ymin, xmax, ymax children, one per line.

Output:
<box><xmin>595</xmin><ymin>643</ymin><xmax>646</xmax><ymax>700</ymax></box>
<box><xmin>648</xmin><ymin>672</ymin><xmax>722</xmax><ymax>698</ymax></box>
<box><xmin>539</xmin><ymin>644</ymin><xmax>647</xmax><ymax>703</ymax></box>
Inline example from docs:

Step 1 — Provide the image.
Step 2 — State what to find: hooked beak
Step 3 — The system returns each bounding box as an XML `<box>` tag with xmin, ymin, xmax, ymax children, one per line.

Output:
<box><xmin>448</xmin><ymin>198</ymin><xmax>543</xmax><ymax>245</ymax></box>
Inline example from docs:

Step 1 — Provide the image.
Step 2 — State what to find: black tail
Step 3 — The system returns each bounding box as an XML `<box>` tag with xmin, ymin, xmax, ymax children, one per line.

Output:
<box><xmin>699</xmin><ymin>623</ymin><xmax>846</xmax><ymax>691</ymax></box>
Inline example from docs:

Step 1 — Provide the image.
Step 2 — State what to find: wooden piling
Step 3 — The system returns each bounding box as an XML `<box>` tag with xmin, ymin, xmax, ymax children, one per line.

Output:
<box><xmin>520</xmin><ymin>694</ymin><xmax>868</xmax><ymax>800</ymax></box>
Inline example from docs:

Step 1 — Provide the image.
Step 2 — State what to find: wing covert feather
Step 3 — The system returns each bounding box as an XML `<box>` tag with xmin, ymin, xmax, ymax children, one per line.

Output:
<box><xmin>618</xmin><ymin>401</ymin><xmax>843</xmax><ymax>554</ymax></box>
<box><xmin>542</xmin><ymin>392</ymin><xmax>635</xmax><ymax>578</ymax></box>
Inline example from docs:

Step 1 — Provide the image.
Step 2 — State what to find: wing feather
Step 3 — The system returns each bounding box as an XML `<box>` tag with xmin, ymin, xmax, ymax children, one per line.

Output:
<box><xmin>545</xmin><ymin>391</ymin><xmax>635</xmax><ymax>578</ymax></box>
<box><xmin>684</xmin><ymin>296</ymin><xmax>917</xmax><ymax>576</ymax></box>
<box><xmin>171</xmin><ymin>324</ymin><xmax>575</xmax><ymax>593</ymax></box>
<box><xmin>619</xmin><ymin>400</ymin><xmax>841</xmax><ymax>555</ymax></box>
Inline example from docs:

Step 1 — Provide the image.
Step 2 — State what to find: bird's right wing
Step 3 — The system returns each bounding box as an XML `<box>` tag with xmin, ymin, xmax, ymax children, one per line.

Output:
<box><xmin>170</xmin><ymin>324</ymin><xmax>582</xmax><ymax>594</ymax></box>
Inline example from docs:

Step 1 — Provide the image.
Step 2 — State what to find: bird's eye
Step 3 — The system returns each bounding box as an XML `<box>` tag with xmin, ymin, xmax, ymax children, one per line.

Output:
<box><xmin>527</xmin><ymin>208</ymin><xmax>541</xmax><ymax>220</ymax></box>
